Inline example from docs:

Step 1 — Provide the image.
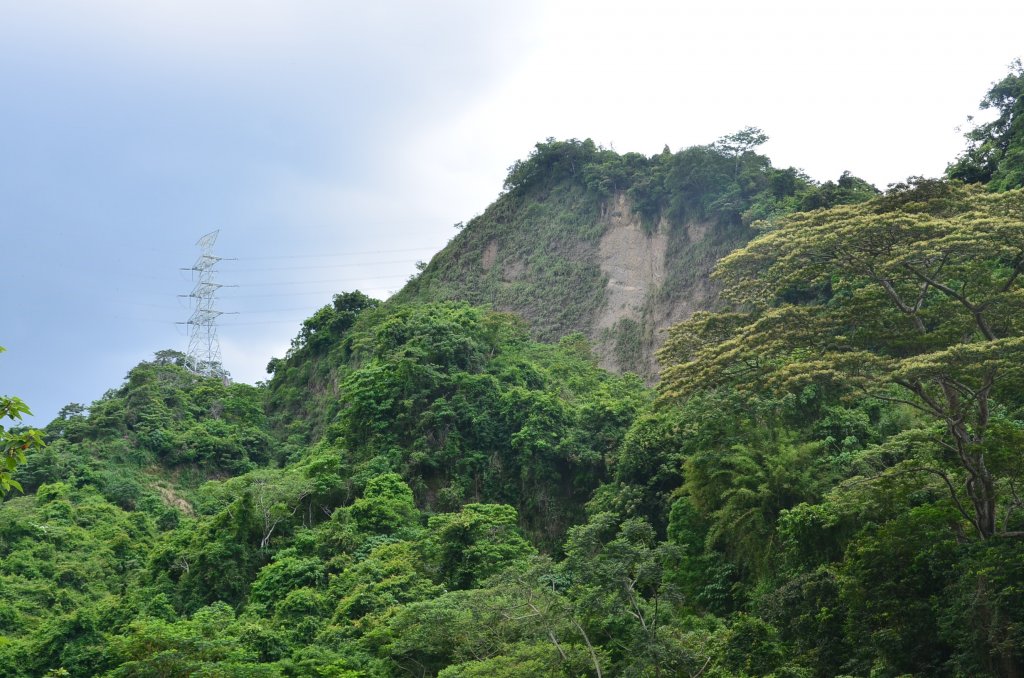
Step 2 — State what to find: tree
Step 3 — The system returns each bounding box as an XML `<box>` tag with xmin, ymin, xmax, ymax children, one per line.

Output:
<box><xmin>948</xmin><ymin>59</ymin><xmax>1024</xmax><ymax>191</ymax></box>
<box><xmin>152</xmin><ymin>349</ymin><xmax>188</xmax><ymax>366</ymax></box>
<box><xmin>659</xmin><ymin>181</ymin><xmax>1024</xmax><ymax>540</ymax></box>
<box><xmin>349</xmin><ymin>473</ymin><xmax>418</xmax><ymax>535</ymax></box>
<box><xmin>1</xmin><ymin>346</ymin><xmax>45</xmax><ymax>494</ymax></box>
<box><xmin>289</xmin><ymin>289</ymin><xmax>379</xmax><ymax>354</ymax></box>
<box><xmin>559</xmin><ymin>512</ymin><xmax>722</xmax><ymax>677</ymax></box>
<box><xmin>715</xmin><ymin>126</ymin><xmax>769</xmax><ymax>177</ymax></box>
<box><xmin>426</xmin><ymin>504</ymin><xmax>535</xmax><ymax>590</ymax></box>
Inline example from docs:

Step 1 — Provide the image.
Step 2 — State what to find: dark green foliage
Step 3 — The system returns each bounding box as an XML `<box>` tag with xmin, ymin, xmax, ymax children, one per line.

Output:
<box><xmin>425</xmin><ymin>503</ymin><xmax>535</xmax><ymax>590</ymax></box>
<box><xmin>265</xmin><ymin>290</ymin><xmax>380</xmax><ymax>445</ymax></box>
<box><xmin>948</xmin><ymin>59</ymin><xmax>1024</xmax><ymax>191</ymax></box>
<box><xmin>940</xmin><ymin>539</ymin><xmax>1024</xmax><ymax>676</ymax></box>
<box><xmin>757</xmin><ymin>566</ymin><xmax>848</xmax><ymax>677</ymax></box>
<box><xmin>609</xmin><ymin>317</ymin><xmax>645</xmax><ymax>373</ymax></box>
<box><xmin>318</xmin><ymin>302</ymin><xmax>649</xmax><ymax>547</ymax></box>
<box><xmin>718</xmin><ymin>614</ymin><xmax>787</xmax><ymax>676</ymax></box>
<box><xmin>5</xmin><ymin>71</ymin><xmax>1024</xmax><ymax>676</ymax></box>
<box><xmin>504</xmin><ymin>137</ymin><xmax>605</xmax><ymax>196</ymax></box>
<box><xmin>349</xmin><ymin>473</ymin><xmax>418</xmax><ymax>535</ymax></box>
<box><xmin>839</xmin><ymin>505</ymin><xmax>961</xmax><ymax>675</ymax></box>
<box><xmin>796</xmin><ymin>170</ymin><xmax>881</xmax><ymax>211</ymax></box>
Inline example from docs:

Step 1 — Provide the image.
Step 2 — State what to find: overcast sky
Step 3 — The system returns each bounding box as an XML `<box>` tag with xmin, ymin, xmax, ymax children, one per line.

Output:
<box><xmin>2</xmin><ymin>0</ymin><xmax>1022</xmax><ymax>426</ymax></box>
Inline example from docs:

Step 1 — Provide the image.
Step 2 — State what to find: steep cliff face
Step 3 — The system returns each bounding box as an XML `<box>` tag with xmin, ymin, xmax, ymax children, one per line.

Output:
<box><xmin>397</xmin><ymin>185</ymin><xmax>750</xmax><ymax>380</ymax></box>
<box><xmin>593</xmin><ymin>194</ymin><xmax>668</xmax><ymax>343</ymax></box>
<box><xmin>591</xmin><ymin>197</ymin><xmax>733</xmax><ymax>378</ymax></box>
<box><xmin>395</xmin><ymin>137</ymin><xmax>870</xmax><ymax>378</ymax></box>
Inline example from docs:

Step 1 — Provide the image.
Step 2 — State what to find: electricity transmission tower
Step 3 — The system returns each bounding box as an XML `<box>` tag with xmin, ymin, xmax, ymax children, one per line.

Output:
<box><xmin>179</xmin><ymin>230</ymin><xmax>235</xmax><ymax>377</ymax></box>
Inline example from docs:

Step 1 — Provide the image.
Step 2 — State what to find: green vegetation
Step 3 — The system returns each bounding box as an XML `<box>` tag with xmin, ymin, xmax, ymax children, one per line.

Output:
<box><xmin>948</xmin><ymin>59</ymin><xmax>1024</xmax><ymax>191</ymax></box>
<box><xmin>397</xmin><ymin>133</ymin><xmax>878</xmax><ymax>376</ymax></box>
<box><xmin>1</xmin><ymin>347</ymin><xmax>45</xmax><ymax>495</ymax></box>
<box><xmin>2</xmin><ymin>64</ymin><xmax>1023</xmax><ymax>676</ymax></box>
<box><xmin>661</xmin><ymin>180</ymin><xmax>1024</xmax><ymax>540</ymax></box>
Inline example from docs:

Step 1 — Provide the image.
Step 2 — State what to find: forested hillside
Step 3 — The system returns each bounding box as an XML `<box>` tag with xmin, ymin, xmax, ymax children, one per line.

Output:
<box><xmin>1</xmin><ymin>62</ymin><xmax>1023</xmax><ymax>677</ymax></box>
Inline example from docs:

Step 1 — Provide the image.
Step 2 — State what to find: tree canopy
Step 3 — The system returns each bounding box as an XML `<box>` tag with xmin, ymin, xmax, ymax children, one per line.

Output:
<box><xmin>948</xmin><ymin>59</ymin><xmax>1024</xmax><ymax>191</ymax></box>
<box><xmin>660</xmin><ymin>180</ymin><xmax>1024</xmax><ymax>540</ymax></box>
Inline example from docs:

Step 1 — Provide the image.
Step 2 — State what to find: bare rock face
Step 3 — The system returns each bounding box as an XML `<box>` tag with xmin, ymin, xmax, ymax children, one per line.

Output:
<box><xmin>400</xmin><ymin>189</ymin><xmax>748</xmax><ymax>381</ymax></box>
<box><xmin>595</xmin><ymin>194</ymin><xmax>668</xmax><ymax>332</ymax></box>
<box><xmin>591</xmin><ymin>194</ymin><xmax>668</xmax><ymax>376</ymax></box>
<box><xmin>481</xmin><ymin>241</ymin><xmax>499</xmax><ymax>271</ymax></box>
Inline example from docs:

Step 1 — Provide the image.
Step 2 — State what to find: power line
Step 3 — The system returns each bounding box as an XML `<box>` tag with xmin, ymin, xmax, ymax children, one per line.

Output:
<box><xmin>220</xmin><ymin>319</ymin><xmax>317</xmax><ymax>326</ymax></box>
<box><xmin>241</xmin><ymin>246</ymin><xmax>438</xmax><ymax>260</ymax></box>
<box><xmin>177</xmin><ymin>231</ymin><xmax>235</xmax><ymax>377</ymax></box>
<box><xmin>225</xmin><ymin>273</ymin><xmax>411</xmax><ymax>288</ymax></box>
<box><xmin>230</xmin><ymin>258</ymin><xmax>423</xmax><ymax>272</ymax></box>
<box><xmin>219</xmin><ymin>291</ymin><xmax>358</xmax><ymax>300</ymax></box>
<box><xmin>115</xmin><ymin>266</ymin><xmax>419</xmax><ymax>284</ymax></box>
<box><xmin>228</xmin><ymin>306</ymin><xmax>328</xmax><ymax>315</ymax></box>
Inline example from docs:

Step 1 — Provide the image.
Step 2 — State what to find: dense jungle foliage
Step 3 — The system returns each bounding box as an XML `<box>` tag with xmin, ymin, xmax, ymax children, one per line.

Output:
<box><xmin>2</xmin><ymin>64</ymin><xmax>1023</xmax><ymax>676</ymax></box>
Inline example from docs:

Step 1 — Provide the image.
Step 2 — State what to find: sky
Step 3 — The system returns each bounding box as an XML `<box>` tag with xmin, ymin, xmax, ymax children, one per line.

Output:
<box><xmin>2</xmin><ymin>0</ymin><xmax>1022</xmax><ymax>426</ymax></box>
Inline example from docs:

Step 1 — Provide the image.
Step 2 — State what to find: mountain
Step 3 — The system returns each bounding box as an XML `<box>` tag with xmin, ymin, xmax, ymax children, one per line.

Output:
<box><xmin>397</xmin><ymin>135</ymin><xmax>877</xmax><ymax>378</ymax></box>
<box><xmin>2</xmin><ymin>64</ymin><xmax>1023</xmax><ymax>677</ymax></box>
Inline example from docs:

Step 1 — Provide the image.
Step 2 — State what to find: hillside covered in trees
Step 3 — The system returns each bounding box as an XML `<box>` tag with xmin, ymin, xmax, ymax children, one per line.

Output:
<box><xmin>1</xmin><ymin>61</ymin><xmax>1024</xmax><ymax>677</ymax></box>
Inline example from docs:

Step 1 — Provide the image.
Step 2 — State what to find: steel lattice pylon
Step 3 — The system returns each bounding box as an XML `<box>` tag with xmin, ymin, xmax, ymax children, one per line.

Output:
<box><xmin>180</xmin><ymin>230</ymin><xmax>233</xmax><ymax>377</ymax></box>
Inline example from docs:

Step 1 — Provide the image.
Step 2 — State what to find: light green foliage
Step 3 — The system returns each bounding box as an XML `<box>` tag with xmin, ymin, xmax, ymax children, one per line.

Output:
<box><xmin>329</xmin><ymin>540</ymin><xmax>441</xmax><ymax>627</ymax></box>
<box><xmin>436</xmin><ymin>641</ymin><xmax>592</xmax><ymax>678</ymax></box>
<box><xmin>145</xmin><ymin>468</ymin><xmax>321</xmax><ymax>612</ymax></box>
<box><xmin>368</xmin><ymin>590</ymin><xmax>527</xmax><ymax>675</ymax></box>
<box><xmin>103</xmin><ymin>602</ymin><xmax>282</xmax><ymax>676</ymax></box>
<box><xmin>363</xmin><ymin>558</ymin><xmax>599</xmax><ymax>677</ymax></box>
<box><xmin>559</xmin><ymin>512</ymin><xmax>696</xmax><ymax>674</ymax></box>
<box><xmin>661</xmin><ymin>181</ymin><xmax>1024</xmax><ymax>540</ymax></box>
<box><xmin>248</xmin><ymin>552</ymin><xmax>326</xmax><ymax>613</ymax></box>
<box><xmin>0</xmin><ymin>484</ymin><xmax>154</xmax><ymax>675</ymax></box>
<box><xmin>1</xmin><ymin>346</ymin><xmax>45</xmax><ymax>494</ymax></box>
<box><xmin>717</xmin><ymin>614</ymin><xmax>787</xmax><ymax>677</ymax></box>
<box><xmin>35</xmin><ymin>354</ymin><xmax>271</xmax><ymax>483</ymax></box>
